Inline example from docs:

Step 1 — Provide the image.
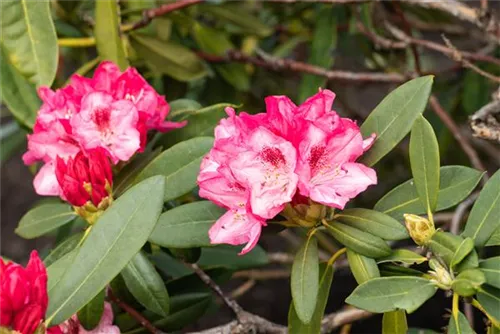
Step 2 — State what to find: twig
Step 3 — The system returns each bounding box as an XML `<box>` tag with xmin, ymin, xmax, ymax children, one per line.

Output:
<box><xmin>129</xmin><ymin>0</ymin><xmax>203</xmax><ymax>31</ymax></box>
<box><xmin>268</xmin><ymin>252</ymin><xmax>294</xmax><ymax>264</ymax></box>
<box><xmin>470</xmin><ymin>93</ymin><xmax>500</xmax><ymax>144</ymax></box>
<box><xmin>441</xmin><ymin>35</ymin><xmax>500</xmax><ymax>83</ymax></box>
<box><xmin>230</xmin><ymin>280</ymin><xmax>256</xmax><ymax>299</ymax></box>
<box><xmin>108</xmin><ymin>289</ymin><xmax>165</xmax><ymax>334</ymax></box>
<box><xmin>451</xmin><ymin>193</ymin><xmax>479</xmax><ymax>235</ymax></box>
<box><xmin>321</xmin><ymin>307</ymin><xmax>373</xmax><ymax>333</ymax></box>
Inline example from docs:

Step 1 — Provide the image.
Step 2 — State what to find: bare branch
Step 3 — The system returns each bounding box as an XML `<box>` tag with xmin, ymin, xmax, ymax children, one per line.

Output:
<box><xmin>321</xmin><ymin>308</ymin><xmax>373</xmax><ymax>333</ymax></box>
<box><xmin>470</xmin><ymin>89</ymin><xmax>500</xmax><ymax>144</ymax></box>
<box><xmin>129</xmin><ymin>0</ymin><xmax>203</xmax><ymax>31</ymax></box>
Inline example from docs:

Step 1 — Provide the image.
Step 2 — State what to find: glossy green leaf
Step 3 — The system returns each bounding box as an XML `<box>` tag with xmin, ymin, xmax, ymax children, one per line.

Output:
<box><xmin>122</xmin><ymin>251</ymin><xmax>170</xmax><ymax>317</ymax></box>
<box><xmin>44</xmin><ymin>232</ymin><xmax>84</xmax><ymax>267</ymax></box>
<box><xmin>47</xmin><ymin>250</ymin><xmax>77</xmax><ymax>293</ymax></box>
<box><xmin>149</xmin><ymin>201</ymin><xmax>225</xmax><ymax>248</ymax></box>
<box><xmin>94</xmin><ymin>0</ymin><xmax>128</xmax><ymax>70</ymax></box>
<box><xmin>480</xmin><ymin>257</ymin><xmax>500</xmax><ymax>289</ymax></box>
<box><xmin>486</xmin><ymin>226</ymin><xmax>500</xmax><ymax>246</ymax></box>
<box><xmin>334</xmin><ymin>208</ymin><xmax>408</xmax><ymax>240</ymax></box>
<box><xmin>360</xmin><ymin>76</ymin><xmax>434</xmax><ymax>166</ymax></box>
<box><xmin>197</xmin><ymin>245</ymin><xmax>268</xmax><ymax>270</ymax></box>
<box><xmin>448</xmin><ymin>311</ymin><xmax>474</xmax><ymax>334</ymax></box>
<box><xmin>77</xmin><ymin>289</ymin><xmax>104</xmax><ymax>330</ymax></box>
<box><xmin>291</xmin><ymin>235</ymin><xmax>319</xmax><ymax>324</ymax></box>
<box><xmin>477</xmin><ymin>285</ymin><xmax>500</xmax><ymax>324</ymax></box>
<box><xmin>298</xmin><ymin>5</ymin><xmax>337</xmax><ymax>102</ymax></box>
<box><xmin>377</xmin><ymin>249</ymin><xmax>427</xmax><ymax>265</ymax></box>
<box><xmin>346</xmin><ymin>277</ymin><xmax>438</xmax><ymax>313</ymax></box>
<box><xmin>16</xmin><ymin>203</ymin><xmax>77</xmax><ymax>239</ymax></box>
<box><xmin>409</xmin><ymin>115</ymin><xmax>440</xmax><ymax>215</ymax></box>
<box><xmin>450</xmin><ymin>238</ymin><xmax>475</xmax><ymax>269</ymax></box>
<box><xmin>288</xmin><ymin>263</ymin><xmax>334</xmax><ymax>334</ymax></box>
<box><xmin>201</xmin><ymin>4</ymin><xmax>272</xmax><ymax>37</ymax></box>
<box><xmin>375</xmin><ymin>166</ymin><xmax>483</xmax><ymax>220</ymax></box>
<box><xmin>324</xmin><ymin>221</ymin><xmax>391</xmax><ymax>258</ymax></box>
<box><xmin>0</xmin><ymin>0</ymin><xmax>58</xmax><ymax>86</ymax></box>
<box><xmin>347</xmin><ymin>249</ymin><xmax>380</xmax><ymax>284</ymax></box>
<box><xmin>134</xmin><ymin>137</ymin><xmax>213</xmax><ymax>201</ymax></box>
<box><xmin>383</xmin><ymin>310</ymin><xmax>408</xmax><ymax>334</ymax></box>
<box><xmin>0</xmin><ymin>47</ymin><xmax>40</xmax><ymax>128</ymax></box>
<box><xmin>192</xmin><ymin>23</ymin><xmax>250</xmax><ymax>91</ymax></box>
<box><xmin>46</xmin><ymin>176</ymin><xmax>165</xmax><ymax>325</ymax></box>
<box><xmin>130</xmin><ymin>33</ymin><xmax>207</xmax><ymax>82</ymax></box>
<box><xmin>463</xmin><ymin>169</ymin><xmax>500</xmax><ymax>247</ymax></box>
<box><xmin>455</xmin><ymin>250</ymin><xmax>480</xmax><ymax>273</ymax></box>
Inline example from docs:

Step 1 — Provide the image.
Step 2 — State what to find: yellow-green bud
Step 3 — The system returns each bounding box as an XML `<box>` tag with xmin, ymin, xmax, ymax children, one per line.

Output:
<box><xmin>428</xmin><ymin>259</ymin><xmax>453</xmax><ymax>289</ymax></box>
<box><xmin>451</xmin><ymin>269</ymin><xmax>486</xmax><ymax>297</ymax></box>
<box><xmin>404</xmin><ymin>214</ymin><xmax>436</xmax><ymax>246</ymax></box>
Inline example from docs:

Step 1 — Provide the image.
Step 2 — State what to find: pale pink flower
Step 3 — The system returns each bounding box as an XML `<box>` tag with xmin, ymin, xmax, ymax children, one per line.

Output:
<box><xmin>71</xmin><ymin>92</ymin><xmax>140</xmax><ymax>163</ymax></box>
<box><xmin>55</xmin><ymin>302</ymin><xmax>120</xmax><ymax>334</ymax></box>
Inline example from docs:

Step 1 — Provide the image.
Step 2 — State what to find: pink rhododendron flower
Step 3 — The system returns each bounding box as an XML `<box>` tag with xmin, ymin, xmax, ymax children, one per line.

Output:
<box><xmin>53</xmin><ymin>302</ymin><xmax>120</xmax><ymax>334</ymax></box>
<box><xmin>198</xmin><ymin>89</ymin><xmax>377</xmax><ymax>254</ymax></box>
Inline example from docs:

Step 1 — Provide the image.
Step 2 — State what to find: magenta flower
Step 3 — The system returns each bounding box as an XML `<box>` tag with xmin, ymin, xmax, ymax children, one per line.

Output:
<box><xmin>198</xmin><ymin>89</ymin><xmax>377</xmax><ymax>254</ymax></box>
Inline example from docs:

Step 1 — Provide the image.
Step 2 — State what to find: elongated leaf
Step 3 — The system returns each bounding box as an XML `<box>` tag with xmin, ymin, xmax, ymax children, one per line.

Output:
<box><xmin>480</xmin><ymin>257</ymin><xmax>500</xmax><ymax>289</ymax></box>
<box><xmin>134</xmin><ymin>137</ymin><xmax>213</xmax><ymax>201</ymax></box>
<box><xmin>375</xmin><ymin>166</ymin><xmax>483</xmax><ymax>220</ymax></box>
<box><xmin>324</xmin><ymin>221</ymin><xmax>391</xmax><ymax>258</ymax></box>
<box><xmin>46</xmin><ymin>176</ymin><xmax>165</xmax><ymax>325</ymax></box>
<box><xmin>377</xmin><ymin>249</ymin><xmax>427</xmax><ymax>265</ymax></box>
<box><xmin>298</xmin><ymin>5</ymin><xmax>337</xmax><ymax>102</ymax></box>
<box><xmin>122</xmin><ymin>251</ymin><xmax>170</xmax><ymax>317</ymax></box>
<box><xmin>335</xmin><ymin>208</ymin><xmax>408</xmax><ymax>240</ymax></box>
<box><xmin>360</xmin><ymin>76</ymin><xmax>434</xmax><ymax>166</ymax></box>
<box><xmin>448</xmin><ymin>311</ymin><xmax>474</xmax><ymax>334</ymax></box>
<box><xmin>0</xmin><ymin>0</ymin><xmax>58</xmax><ymax>86</ymax></box>
<box><xmin>94</xmin><ymin>0</ymin><xmax>128</xmax><ymax>70</ymax></box>
<box><xmin>409</xmin><ymin>115</ymin><xmax>440</xmax><ymax>214</ymax></box>
<box><xmin>346</xmin><ymin>277</ymin><xmax>438</xmax><ymax>313</ymax></box>
<box><xmin>197</xmin><ymin>245</ymin><xmax>268</xmax><ymax>270</ymax></box>
<box><xmin>47</xmin><ymin>250</ymin><xmax>77</xmax><ymax>293</ymax></box>
<box><xmin>450</xmin><ymin>238</ymin><xmax>475</xmax><ymax>269</ymax></box>
<box><xmin>149</xmin><ymin>201</ymin><xmax>225</xmax><ymax>248</ymax></box>
<box><xmin>77</xmin><ymin>289</ymin><xmax>104</xmax><ymax>330</ymax></box>
<box><xmin>380</xmin><ymin>264</ymin><xmax>424</xmax><ymax>277</ymax></box>
<box><xmin>383</xmin><ymin>310</ymin><xmax>408</xmax><ymax>334</ymax></box>
<box><xmin>192</xmin><ymin>23</ymin><xmax>250</xmax><ymax>91</ymax></box>
<box><xmin>44</xmin><ymin>232</ymin><xmax>84</xmax><ymax>267</ymax></box>
<box><xmin>289</xmin><ymin>263</ymin><xmax>334</xmax><ymax>334</ymax></box>
<box><xmin>131</xmin><ymin>33</ymin><xmax>207</xmax><ymax>82</ymax></box>
<box><xmin>486</xmin><ymin>226</ymin><xmax>500</xmax><ymax>246</ymax></box>
<box><xmin>16</xmin><ymin>204</ymin><xmax>76</xmax><ymax>239</ymax></box>
<box><xmin>477</xmin><ymin>285</ymin><xmax>500</xmax><ymax>324</ymax></box>
<box><xmin>347</xmin><ymin>249</ymin><xmax>380</xmax><ymax>284</ymax></box>
<box><xmin>428</xmin><ymin>231</ymin><xmax>466</xmax><ymax>267</ymax></box>
<box><xmin>456</xmin><ymin>250</ymin><xmax>480</xmax><ymax>273</ymax></box>
<box><xmin>463</xmin><ymin>169</ymin><xmax>500</xmax><ymax>247</ymax></box>
<box><xmin>291</xmin><ymin>235</ymin><xmax>319</xmax><ymax>324</ymax></box>
<box><xmin>0</xmin><ymin>47</ymin><xmax>40</xmax><ymax>128</ymax></box>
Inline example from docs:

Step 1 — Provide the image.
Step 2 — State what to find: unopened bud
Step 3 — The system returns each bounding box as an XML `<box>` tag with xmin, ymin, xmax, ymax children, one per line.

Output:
<box><xmin>428</xmin><ymin>259</ymin><xmax>453</xmax><ymax>289</ymax></box>
<box><xmin>404</xmin><ymin>214</ymin><xmax>436</xmax><ymax>246</ymax></box>
<box><xmin>452</xmin><ymin>269</ymin><xmax>486</xmax><ymax>297</ymax></box>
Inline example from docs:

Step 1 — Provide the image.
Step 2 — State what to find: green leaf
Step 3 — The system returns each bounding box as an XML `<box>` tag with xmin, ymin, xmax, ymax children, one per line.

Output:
<box><xmin>134</xmin><ymin>137</ymin><xmax>213</xmax><ymax>201</ymax></box>
<box><xmin>0</xmin><ymin>0</ymin><xmax>58</xmax><ymax>86</ymax></box>
<box><xmin>46</xmin><ymin>176</ymin><xmax>165</xmax><ymax>325</ymax></box>
<box><xmin>0</xmin><ymin>47</ymin><xmax>40</xmax><ymax>128</ymax></box>
<box><xmin>288</xmin><ymin>263</ymin><xmax>334</xmax><ymax>334</ymax></box>
<box><xmin>149</xmin><ymin>251</ymin><xmax>193</xmax><ymax>279</ymax></box>
<box><xmin>407</xmin><ymin>329</ymin><xmax>440</xmax><ymax>334</ymax></box>
<box><xmin>324</xmin><ymin>221</ymin><xmax>391</xmax><ymax>258</ymax></box>
<box><xmin>77</xmin><ymin>289</ymin><xmax>104</xmax><ymax>330</ymax></box>
<box><xmin>334</xmin><ymin>208</ymin><xmax>408</xmax><ymax>240</ymax></box>
<box><xmin>347</xmin><ymin>249</ymin><xmax>380</xmax><ymax>284</ymax></box>
<box><xmin>375</xmin><ymin>166</ymin><xmax>483</xmax><ymax>220</ymax></box>
<box><xmin>456</xmin><ymin>250</ymin><xmax>480</xmax><ymax>273</ymax></box>
<box><xmin>47</xmin><ymin>250</ymin><xmax>78</xmax><ymax>293</ymax></box>
<box><xmin>122</xmin><ymin>251</ymin><xmax>170</xmax><ymax>317</ymax></box>
<box><xmin>428</xmin><ymin>231</ymin><xmax>466</xmax><ymax>267</ymax></box>
<box><xmin>462</xmin><ymin>68</ymin><xmax>491</xmax><ymax>115</ymax></box>
<box><xmin>450</xmin><ymin>238</ymin><xmax>475</xmax><ymax>269</ymax></box>
<box><xmin>480</xmin><ymin>257</ymin><xmax>500</xmax><ymax>289</ymax></box>
<box><xmin>346</xmin><ymin>277</ymin><xmax>438</xmax><ymax>313</ymax></box>
<box><xmin>94</xmin><ymin>0</ymin><xmax>128</xmax><ymax>70</ymax></box>
<box><xmin>463</xmin><ymin>169</ymin><xmax>500</xmax><ymax>247</ymax></box>
<box><xmin>298</xmin><ymin>5</ymin><xmax>337</xmax><ymax>102</ymax></box>
<box><xmin>166</xmin><ymin>268</ymin><xmax>232</xmax><ymax>296</ymax></box>
<box><xmin>197</xmin><ymin>245</ymin><xmax>268</xmax><ymax>270</ymax></box>
<box><xmin>130</xmin><ymin>33</ymin><xmax>207</xmax><ymax>82</ymax></box>
<box><xmin>192</xmin><ymin>23</ymin><xmax>250</xmax><ymax>91</ymax></box>
<box><xmin>380</xmin><ymin>264</ymin><xmax>424</xmax><ymax>277</ymax></box>
<box><xmin>409</xmin><ymin>115</ymin><xmax>440</xmax><ymax>215</ymax></box>
<box><xmin>15</xmin><ymin>203</ymin><xmax>77</xmax><ymax>239</ymax></box>
<box><xmin>291</xmin><ymin>234</ymin><xmax>319</xmax><ymax>324</ymax></box>
<box><xmin>200</xmin><ymin>4</ymin><xmax>272</xmax><ymax>38</ymax></box>
<box><xmin>44</xmin><ymin>232</ymin><xmax>84</xmax><ymax>267</ymax></box>
<box><xmin>452</xmin><ymin>269</ymin><xmax>485</xmax><ymax>297</ymax></box>
<box><xmin>477</xmin><ymin>285</ymin><xmax>500</xmax><ymax>324</ymax></box>
<box><xmin>149</xmin><ymin>201</ymin><xmax>225</xmax><ymax>248</ymax></box>
<box><xmin>486</xmin><ymin>226</ymin><xmax>500</xmax><ymax>246</ymax></box>
<box><xmin>377</xmin><ymin>249</ymin><xmax>427</xmax><ymax>265</ymax></box>
<box><xmin>383</xmin><ymin>310</ymin><xmax>408</xmax><ymax>334</ymax></box>
<box><xmin>168</xmin><ymin>99</ymin><xmax>203</xmax><ymax>120</ymax></box>
<box><xmin>360</xmin><ymin>76</ymin><xmax>434</xmax><ymax>166</ymax></box>
<box><xmin>448</xmin><ymin>311</ymin><xmax>474</xmax><ymax>334</ymax></box>
<box><xmin>0</xmin><ymin>123</ymin><xmax>27</xmax><ymax>163</ymax></box>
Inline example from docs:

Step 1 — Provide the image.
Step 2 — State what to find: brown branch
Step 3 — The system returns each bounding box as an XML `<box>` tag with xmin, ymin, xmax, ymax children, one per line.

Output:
<box><xmin>470</xmin><ymin>89</ymin><xmax>500</xmax><ymax>143</ymax></box>
<box><xmin>321</xmin><ymin>308</ymin><xmax>373</xmax><ymax>333</ymax></box>
<box><xmin>268</xmin><ymin>252</ymin><xmax>295</xmax><ymax>264</ymax></box>
<box><xmin>130</xmin><ymin>0</ymin><xmax>203</xmax><ymax>31</ymax></box>
<box><xmin>230</xmin><ymin>280</ymin><xmax>256</xmax><ymax>299</ymax></box>
<box><xmin>108</xmin><ymin>289</ymin><xmax>165</xmax><ymax>334</ymax></box>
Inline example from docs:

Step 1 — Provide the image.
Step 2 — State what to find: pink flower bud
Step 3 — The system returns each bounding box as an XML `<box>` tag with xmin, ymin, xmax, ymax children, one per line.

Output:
<box><xmin>12</xmin><ymin>304</ymin><xmax>43</xmax><ymax>334</ymax></box>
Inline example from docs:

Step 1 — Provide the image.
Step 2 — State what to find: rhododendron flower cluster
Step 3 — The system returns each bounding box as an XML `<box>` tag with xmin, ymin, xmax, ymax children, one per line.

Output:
<box><xmin>198</xmin><ymin>90</ymin><xmax>377</xmax><ymax>254</ymax></box>
<box><xmin>23</xmin><ymin>61</ymin><xmax>185</xmax><ymax>206</ymax></box>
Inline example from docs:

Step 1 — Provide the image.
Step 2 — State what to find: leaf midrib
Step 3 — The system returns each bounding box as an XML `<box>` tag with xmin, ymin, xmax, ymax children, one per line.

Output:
<box><xmin>20</xmin><ymin>0</ymin><xmax>41</xmax><ymax>83</ymax></box>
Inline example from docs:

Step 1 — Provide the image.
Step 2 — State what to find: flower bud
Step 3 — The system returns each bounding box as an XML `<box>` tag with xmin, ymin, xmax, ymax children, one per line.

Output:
<box><xmin>404</xmin><ymin>214</ymin><xmax>436</xmax><ymax>246</ymax></box>
<box><xmin>451</xmin><ymin>269</ymin><xmax>486</xmax><ymax>297</ymax></box>
<box><xmin>428</xmin><ymin>258</ymin><xmax>453</xmax><ymax>289</ymax></box>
